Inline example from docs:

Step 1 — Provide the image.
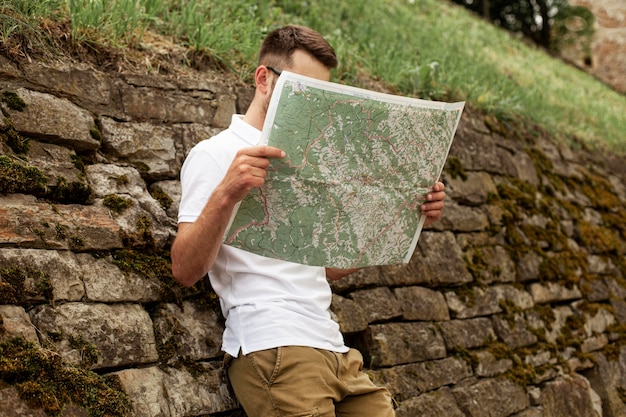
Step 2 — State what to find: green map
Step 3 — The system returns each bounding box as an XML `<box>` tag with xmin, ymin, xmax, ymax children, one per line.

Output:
<box><xmin>225</xmin><ymin>72</ymin><xmax>464</xmax><ymax>268</ymax></box>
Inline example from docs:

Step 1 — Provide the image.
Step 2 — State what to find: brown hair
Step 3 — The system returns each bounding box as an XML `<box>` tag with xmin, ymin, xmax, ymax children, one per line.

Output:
<box><xmin>258</xmin><ymin>25</ymin><xmax>338</xmax><ymax>70</ymax></box>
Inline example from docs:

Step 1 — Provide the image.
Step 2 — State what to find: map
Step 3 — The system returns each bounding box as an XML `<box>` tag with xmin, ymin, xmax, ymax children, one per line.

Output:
<box><xmin>225</xmin><ymin>72</ymin><xmax>464</xmax><ymax>268</ymax></box>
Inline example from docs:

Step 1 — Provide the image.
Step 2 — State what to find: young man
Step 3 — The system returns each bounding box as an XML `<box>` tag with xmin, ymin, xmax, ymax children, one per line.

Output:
<box><xmin>171</xmin><ymin>25</ymin><xmax>446</xmax><ymax>417</ymax></box>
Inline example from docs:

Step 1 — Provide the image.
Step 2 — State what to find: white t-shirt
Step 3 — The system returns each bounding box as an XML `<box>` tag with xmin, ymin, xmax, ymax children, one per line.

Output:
<box><xmin>178</xmin><ymin>115</ymin><xmax>349</xmax><ymax>357</ymax></box>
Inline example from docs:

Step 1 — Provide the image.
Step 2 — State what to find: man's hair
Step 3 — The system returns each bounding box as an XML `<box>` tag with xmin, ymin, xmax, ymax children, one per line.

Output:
<box><xmin>258</xmin><ymin>25</ymin><xmax>338</xmax><ymax>70</ymax></box>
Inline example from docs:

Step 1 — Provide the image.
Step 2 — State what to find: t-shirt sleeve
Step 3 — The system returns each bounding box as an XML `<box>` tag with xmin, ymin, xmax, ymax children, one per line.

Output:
<box><xmin>177</xmin><ymin>146</ymin><xmax>225</xmax><ymax>224</ymax></box>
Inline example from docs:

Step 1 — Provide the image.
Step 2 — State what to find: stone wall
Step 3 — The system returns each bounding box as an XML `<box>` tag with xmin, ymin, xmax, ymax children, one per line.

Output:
<box><xmin>1</xmin><ymin>54</ymin><xmax>626</xmax><ymax>417</ymax></box>
<box><xmin>566</xmin><ymin>0</ymin><xmax>626</xmax><ymax>93</ymax></box>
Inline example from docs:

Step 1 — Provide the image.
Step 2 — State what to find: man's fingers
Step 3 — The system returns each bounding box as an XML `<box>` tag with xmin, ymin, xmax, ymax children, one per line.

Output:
<box><xmin>242</xmin><ymin>145</ymin><xmax>286</xmax><ymax>159</ymax></box>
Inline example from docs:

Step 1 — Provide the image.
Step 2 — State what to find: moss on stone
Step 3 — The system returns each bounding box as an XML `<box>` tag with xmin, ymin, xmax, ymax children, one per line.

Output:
<box><xmin>150</xmin><ymin>188</ymin><xmax>173</xmax><ymax>211</ymax></box>
<box><xmin>1</xmin><ymin>91</ymin><xmax>27</xmax><ymax>111</ymax></box>
<box><xmin>1</xmin><ymin>126</ymin><xmax>30</xmax><ymax>154</ymax></box>
<box><xmin>577</xmin><ymin>220</ymin><xmax>621</xmax><ymax>254</ymax></box>
<box><xmin>0</xmin><ymin>337</ymin><xmax>132</xmax><ymax>417</ymax></box>
<box><xmin>103</xmin><ymin>194</ymin><xmax>133</xmax><ymax>214</ymax></box>
<box><xmin>446</xmin><ymin>156</ymin><xmax>467</xmax><ymax>181</ymax></box>
<box><xmin>0</xmin><ymin>266</ymin><xmax>52</xmax><ymax>305</ymax></box>
<box><xmin>538</xmin><ymin>250</ymin><xmax>588</xmax><ymax>287</ymax></box>
<box><xmin>0</xmin><ymin>155</ymin><xmax>48</xmax><ymax>195</ymax></box>
<box><xmin>68</xmin><ymin>334</ymin><xmax>99</xmax><ymax>368</ymax></box>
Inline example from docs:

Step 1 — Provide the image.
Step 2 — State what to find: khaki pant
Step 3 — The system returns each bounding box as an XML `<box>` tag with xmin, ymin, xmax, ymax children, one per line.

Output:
<box><xmin>226</xmin><ymin>346</ymin><xmax>395</xmax><ymax>417</ymax></box>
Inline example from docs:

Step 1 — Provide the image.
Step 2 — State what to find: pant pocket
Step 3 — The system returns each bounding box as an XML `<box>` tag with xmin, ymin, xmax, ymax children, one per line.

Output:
<box><xmin>248</xmin><ymin>346</ymin><xmax>282</xmax><ymax>385</ymax></box>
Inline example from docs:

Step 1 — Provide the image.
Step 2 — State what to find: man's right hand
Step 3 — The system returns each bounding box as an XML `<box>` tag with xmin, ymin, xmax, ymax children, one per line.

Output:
<box><xmin>219</xmin><ymin>145</ymin><xmax>286</xmax><ymax>203</ymax></box>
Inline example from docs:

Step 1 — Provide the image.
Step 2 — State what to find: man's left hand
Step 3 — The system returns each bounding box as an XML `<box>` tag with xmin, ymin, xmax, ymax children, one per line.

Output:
<box><xmin>420</xmin><ymin>181</ymin><xmax>446</xmax><ymax>227</ymax></box>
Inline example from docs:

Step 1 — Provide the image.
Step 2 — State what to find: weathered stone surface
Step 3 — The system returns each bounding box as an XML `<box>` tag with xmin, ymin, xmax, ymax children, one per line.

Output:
<box><xmin>381</xmin><ymin>357</ymin><xmax>472</xmax><ymax>401</ymax></box>
<box><xmin>417</xmin><ymin>232</ymin><xmax>473</xmax><ymax>286</ymax></box>
<box><xmin>212</xmin><ymin>94</ymin><xmax>237</xmax><ymax>128</ymax></box>
<box><xmin>492</xmin><ymin>313</ymin><xmax>538</xmax><ymax>349</ymax></box>
<box><xmin>465</xmin><ymin>245</ymin><xmax>516</xmax><ymax>284</ymax></box>
<box><xmin>446</xmin><ymin>171</ymin><xmax>498</xmax><ymax>206</ymax></box>
<box><xmin>474</xmin><ymin>350</ymin><xmax>513</xmax><ymax>377</ymax></box>
<box><xmin>439</xmin><ymin>318</ymin><xmax>495</xmax><ymax>350</ymax></box>
<box><xmin>114</xmin><ymin>363</ymin><xmax>238</xmax><ymax>417</ymax></box>
<box><xmin>0</xmin><ymin>87</ymin><xmax>99</xmax><ymax>151</ymax></box>
<box><xmin>452</xmin><ymin>377</ymin><xmax>529</xmax><ymax>417</ymax></box>
<box><xmin>330</xmin><ymin>294</ymin><xmax>368</xmax><ymax>334</ymax></box>
<box><xmin>540</xmin><ymin>374</ymin><xmax>601</xmax><ymax>417</ymax></box>
<box><xmin>26</xmin><ymin>142</ymin><xmax>84</xmax><ymax>186</ymax></box>
<box><xmin>76</xmin><ymin>254</ymin><xmax>162</xmax><ymax>303</ymax></box>
<box><xmin>449</xmin><ymin>127</ymin><xmax>517</xmax><ymax>176</ymax></box>
<box><xmin>530</xmin><ymin>282</ymin><xmax>582</xmax><ymax>303</ymax></box>
<box><xmin>0</xmin><ymin>248</ymin><xmax>84</xmax><ymax>303</ymax></box>
<box><xmin>0</xmin><ymin>305</ymin><xmax>39</xmax><ymax>343</ymax></box>
<box><xmin>30</xmin><ymin>303</ymin><xmax>158</xmax><ymax>369</ymax></box>
<box><xmin>0</xmin><ymin>194</ymin><xmax>122</xmax><ymax>251</ymax></box>
<box><xmin>100</xmin><ymin>117</ymin><xmax>177</xmax><ymax>180</ymax></box>
<box><xmin>0</xmin><ymin>386</ymin><xmax>47</xmax><ymax>417</ymax></box>
<box><xmin>432</xmin><ymin>199</ymin><xmax>490</xmax><ymax>232</ymax></box>
<box><xmin>365</xmin><ymin>322</ymin><xmax>446</xmax><ymax>367</ymax></box>
<box><xmin>446</xmin><ymin>284</ymin><xmax>533</xmax><ymax>319</ymax></box>
<box><xmin>395</xmin><ymin>387</ymin><xmax>466</xmax><ymax>417</ymax></box>
<box><xmin>393</xmin><ymin>286</ymin><xmax>450</xmax><ymax>321</ymax></box>
<box><xmin>85</xmin><ymin>164</ymin><xmax>175</xmax><ymax>247</ymax></box>
<box><xmin>587</xmin><ymin>349</ymin><xmax>626</xmax><ymax>417</ymax></box>
<box><xmin>120</xmin><ymin>86</ymin><xmax>214</xmax><ymax>124</ymax></box>
<box><xmin>153</xmin><ymin>301</ymin><xmax>224</xmax><ymax>362</ymax></box>
<box><xmin>349</xmin><ymin>287</ymin><xmax>401</xmax><ymax>323</ymax></box>
<box><xmin>21</xmin><ymin>62</ymin><xmax>112</xmax><ymax>108</ymax></box>
<box><xmin>149</xmin><ymin>179</ymin><xmax>181</xmax><ymax>219</ymax></box>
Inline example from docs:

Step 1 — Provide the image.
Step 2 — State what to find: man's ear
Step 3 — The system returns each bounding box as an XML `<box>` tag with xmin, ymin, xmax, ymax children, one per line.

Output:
<box><xmin>254</xmin><ymin>66</ymin><xmax>272</xmax><ymax>94</ymax></box>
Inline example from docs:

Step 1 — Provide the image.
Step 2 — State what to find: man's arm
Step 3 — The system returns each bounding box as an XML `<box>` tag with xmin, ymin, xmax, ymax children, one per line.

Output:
<box><xmin>171</xmin><ymin>146</ymin><xmax>285</xmax><ymax>287</ymax></box>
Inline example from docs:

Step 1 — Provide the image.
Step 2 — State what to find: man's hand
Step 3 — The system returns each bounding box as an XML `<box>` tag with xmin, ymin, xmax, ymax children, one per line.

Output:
<box><xmin>420</xmin><ymin>181</ymin><xmax>446</xmax><ymax>227</ymax></box>
<box><xmin>220</xmin><ymin>145</ymin><xmax>286</xmax><ymax>203</ymax></box>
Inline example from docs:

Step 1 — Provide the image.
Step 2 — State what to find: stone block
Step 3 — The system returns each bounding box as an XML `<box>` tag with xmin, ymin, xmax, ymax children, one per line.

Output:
<box><xmin>349</xmin><ymin>287</ymin><xmax>401</xmax><ymax>323</ymax></box>
<box><xmin>440</xmin><ymin>318</ymin><xmax>495</xmax><ymax>350</ymax></box>
<box><xmin>395</xmin><ymin>387</ymin><xmax>466</xmax><ymax>417</ymax></box>
<box><xmin>330</xmin><ymin>294</ymin><xmax>368</xmax><ymax>334</ymax></box>
<box><xmin>30</xmin><ymin>303</ymin><xmax>158</xmax><ymax>369</ymax></box>
<box><xmin>365</xmin><ymin>322</ymin><xmax>446</xmax><ymax>367</ymax></box>
<box><xmin>393</xmin><ymin>286</ymin><xmax>449</xmax><ymax>321</ymax></box>
<box><xmin>0</xmin><ymin>87</ymin><xmax>99</xmax><ymax>151</ymax></box>
<box><xmin>452</xmin><ymin>377</ymin><xmax>529</xmax><ymax>417</ymax></box>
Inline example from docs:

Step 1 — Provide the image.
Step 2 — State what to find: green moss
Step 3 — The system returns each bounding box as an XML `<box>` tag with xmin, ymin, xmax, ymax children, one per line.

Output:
<box><xmin>446</xmin><ymin>156</ymin><xmax>467</xmax><ymax>181</ymax></box>
<box><xmin>538</xmin><ymin>250</ymin><xmax>588</xmax><ymax>287</ymax></box>
<box><xmin>133</xmin><ymin>161</ymin><xmax>150</xmax><ymax>173</ymax></box>
<box><xmin>1</xmin><ymin>91</ymin><xmax>27</xmax><ymax>111</ymax></box>
<box><xmin>0</xmin><ymin>337</ymin><xmax>131</xmax><ymax>417</ymax></box>
<box><xmin>151</xmin><ymin>189</ymin><xmax>173</xmax><ymax>211</ymax></box>
<box><xmin>115</xmin><ymin>175</ymin><xmax>129</xmax><ymax>186</ymax></box>
<box><xmin>1</xmin><ymin>126</ymin><xmax>31</xmax><ymax>154</ymax></box>
<box><xmin>68</xmin><ymin>335</ymin><xmax>99</xmax><ymax>368</ymax></box>
<box><xmin>89</xmin><ymin>126</ymin><xmax>102</xmax><ymax>142</ymax></box>
<box><xmin>497</xmin><ymin>180</ymin><xmax>537</xmax><ymax>213</ymax></box>
<box><xmin>71</xmin><ymin>154</ymin><xmax>85</xmax><ymax>172</ymax></box>
<box><xmin>48</xmin><ymin>178</ymin><xmax>92</xmax><ymax>205</ymax></box>
<box><xmin>577</xmin><ymin>220</ymin><xmax>621</xmax><ymax>254</ymax></box>
<box><xmin>0</xmin><ymin>266</ymin><xmax>52</xmax><ymax>305</ymax></box>
<box><xmin>103</xmin><ymin>194</ymin><xmax>133</xmax><ymax>214</ymax></box>
<box><xmin>69</xmin><ymin>236</ymin><xmax>85</xmax><ymax>250</ymax></box>
<box><xmin>0</xmin><ymin>155</ymin><xmax>48</xmax><ymax>195</ymax></box>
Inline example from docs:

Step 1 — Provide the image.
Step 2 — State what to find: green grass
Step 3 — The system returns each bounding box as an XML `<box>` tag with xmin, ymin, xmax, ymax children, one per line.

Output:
<box><xmin>1</xmin><ymin>0</ymin><xmax>625</xmax><ymax>154</ymax></box>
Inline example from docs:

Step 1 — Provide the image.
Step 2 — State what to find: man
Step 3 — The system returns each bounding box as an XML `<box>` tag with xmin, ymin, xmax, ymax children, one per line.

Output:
<box><xmin>171</xmin><ymin>25</ymin><xmax>446</xmax><ymax>417</ymax></box>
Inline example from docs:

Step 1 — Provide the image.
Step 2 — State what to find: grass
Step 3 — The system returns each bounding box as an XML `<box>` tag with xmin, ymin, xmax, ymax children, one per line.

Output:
<box><xmin>1</xmin><ymin>0</ymin><xmax>625</xmax><ymax>154</ymax></box>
